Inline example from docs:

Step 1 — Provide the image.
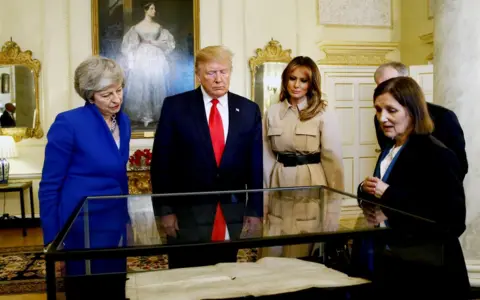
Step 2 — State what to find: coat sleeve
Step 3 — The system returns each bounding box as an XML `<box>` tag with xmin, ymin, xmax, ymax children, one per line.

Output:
<box><xmin>246</xmin><ymin>104</ymin><xmax>264</xmax><ymax>218</ymax></box>
<box><xmin>150</xmin><ymin>97</ymin><xmax>176</xmax><ymax>217</ymax></box>
<box><xmin>381</xmin><ymin>147</ymin><xmax>466</xmax><ymax>237</ymax></box>
<box><xmin>319</xmin><ymin>107</ymin><xmax>345</xmax><ymax>220</ymax></box>
<box><xmin>433</xmin><ymin>109</ymin><xmax>468</xmax><ymax>180</ymax></box>
<box><xmin>262</xmin><ymin>111</ymin><xmax>276</xmax><ymax>188</ymax></box>
<box><xmin>320</xmin><ymin>107</ymin><xmax>344</xmax><ymax>192</ymax></box>
<box><xmin>38</xmin><ymin>114</ymin><xmax>74</xmax><ymax>245</ymax></box>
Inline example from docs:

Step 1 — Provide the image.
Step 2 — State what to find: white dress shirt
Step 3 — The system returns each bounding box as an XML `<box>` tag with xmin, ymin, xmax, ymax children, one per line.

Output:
<box><xmin>202</xmin><ymin>86</ymin><xmax>229</xmax><ymax>143</ymax></box>
<box><xmin>201</xmin><ymin>85</ymin><xmax>230</xmax><ymax>240</ymax></box>
<box><xmin>378</xmin><ymin>145</ymin><xmax>402</xmax><ymax>227</ymax></box>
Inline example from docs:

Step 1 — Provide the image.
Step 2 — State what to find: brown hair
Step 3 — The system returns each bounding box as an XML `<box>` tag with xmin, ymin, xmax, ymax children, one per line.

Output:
<box><xmin>195</xmin><ymin>45</ymin><xmax>233</xmax><ymax>73</ymax></box>
<box><xmin>374</xmin><ymin>76</ymin><xmax>433</xmax><ymax>134</ymax></box>
<box><xmin>279</xmin><ymin>56</ymin><xmax>326</xmax><ymax>121</ymax></box>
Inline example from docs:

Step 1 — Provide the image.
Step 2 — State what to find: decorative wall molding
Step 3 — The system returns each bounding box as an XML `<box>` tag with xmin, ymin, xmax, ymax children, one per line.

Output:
<box><xmin>9</xmin><ymin>173</ymin><xmax>41</xmax><ymax>179</ymax></box>
<box><xmin>318</xmin><ymin>0</ymin><xmax>392</xmax><ymax>28</ymax></box>
<box><xmin>317</xmin><ymin>41</ymin><xmax>399</xmax><ymax>65</ymax></box>
<box><xmin>419</xmin><ymin>32</ymin><xmax>434</xmax><ymax>61</ymax></box>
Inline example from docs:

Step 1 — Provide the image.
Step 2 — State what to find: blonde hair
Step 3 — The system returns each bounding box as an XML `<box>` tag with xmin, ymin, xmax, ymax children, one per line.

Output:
<box><xmin>195</xmin><ymin>45</ymin><xmax>233</xmax><ymax>73</ymax></box>
<box><xmin>74</xmin><ymin>56</ymin><xmax>125</xmax><ymax>102</ymax></box>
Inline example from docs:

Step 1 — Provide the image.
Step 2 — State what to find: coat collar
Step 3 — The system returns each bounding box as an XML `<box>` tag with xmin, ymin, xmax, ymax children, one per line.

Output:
<box><xmin>279</xmin><ymin>97</ymin><xmax>307</xmax><ymax>119</ymax></box>
<box><xmin>200</xmin><ymin>85</ymin><xmax>228</xmax><ymax>107</ymax></box>
<box><xmin>84</xmin><ymin>102</ymin><xmax>129</xmax><ymax>158</ymax></box>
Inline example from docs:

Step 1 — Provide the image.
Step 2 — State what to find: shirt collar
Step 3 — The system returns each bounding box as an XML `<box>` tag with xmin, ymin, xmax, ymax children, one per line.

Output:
<box><xmin>279</xmin><ymin>96</ymin><xmax>307</xmax><ymax>119</ymax></box>
<box><xmin>201</xmin><ymin>85</ymin><xmax>228</xmax><ymax>106</ymax></box>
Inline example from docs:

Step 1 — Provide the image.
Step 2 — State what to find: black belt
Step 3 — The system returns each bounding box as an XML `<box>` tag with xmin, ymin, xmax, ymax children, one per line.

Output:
<box><xmin>275</xmin><ymin>152</ymin><xmax>321</xmax><ymax>167</ymax></box>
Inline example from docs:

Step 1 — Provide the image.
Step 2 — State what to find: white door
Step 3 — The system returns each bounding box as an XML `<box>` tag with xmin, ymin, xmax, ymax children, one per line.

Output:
<box><xmin>409</xmin><ymin>64</ymin><xmax>434</xmax><ymax>103</ymax></box>
<box><xmin>319</xmin><ymin>66</ymin><xmax>379</xmax><ymax>199</ymax></box>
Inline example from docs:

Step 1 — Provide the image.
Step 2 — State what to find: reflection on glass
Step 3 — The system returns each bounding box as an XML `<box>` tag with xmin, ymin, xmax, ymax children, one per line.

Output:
<box><xmin>55</xmin><ymin>186</ymin><xmax>414</xmax><ymax>252</ymax></box>
<box><xmin>0</xmin><ymin>65</ymin><xmax>35</xmax><ymax>128</ymax></box>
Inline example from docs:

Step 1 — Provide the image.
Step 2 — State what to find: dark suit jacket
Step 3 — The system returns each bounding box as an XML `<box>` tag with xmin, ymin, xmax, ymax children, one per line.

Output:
<box><xmin>0</xmin><ymin>110</ymin><xmax>15</xmax><ymax>127</ymax></box>
<box><xmin>150</xmin><ymin>87</ymin><xmax>263</xmax><ymax>242</ymax></box>
<box><xmin>374</xmin><ymin>102</ymin><xmax>468</xmax><ymax>179</ymax></box>
<box><xmin>357</xmin><ymin>134</ymin><xmax>469</xmax><ymax>297</ymax></box>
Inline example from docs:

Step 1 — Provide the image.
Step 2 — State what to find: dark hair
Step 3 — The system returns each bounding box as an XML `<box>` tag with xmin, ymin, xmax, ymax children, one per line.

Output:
<box><xmin>143</xmin><ymin>2</ymin><xmax>155</xmax><ymax>11</ymax></box>
<box><xmin>374</xmin><ymin>76</ymin><xmax>433</xmax><ymax>134</ymax></box>
<box><xmin>279</xmin><ymin>56</ymin><xmax>326</xmax><ymax>121</ymax></box>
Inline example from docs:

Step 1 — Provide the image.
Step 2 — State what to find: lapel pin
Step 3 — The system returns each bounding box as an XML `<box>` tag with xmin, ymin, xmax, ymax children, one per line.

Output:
<box><xmin>236</xmin><ymin>108</ymin><xmax>240</xmax><ymax>112</ymax></box>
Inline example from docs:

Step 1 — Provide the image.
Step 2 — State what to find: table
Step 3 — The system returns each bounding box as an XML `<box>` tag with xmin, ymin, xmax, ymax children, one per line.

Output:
<box><xmin>0</xmin><ymin>181</ymin><xmax>34</xmax><ymax>236</ymax></box>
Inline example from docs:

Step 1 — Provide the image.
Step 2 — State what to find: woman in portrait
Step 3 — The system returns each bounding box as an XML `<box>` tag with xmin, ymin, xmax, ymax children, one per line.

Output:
<box><xmin>357</xmin><ymin>77</ymin><xmax>469</xmax><ymax>299</ymax></box>
<box><xmin>39</xmin><ymin>56</ymin><xmax>131</xmax><ymax>300</ymax></box>
<box><xmin>263</xmin><ymin>56</ymin><xmax>345</xmax><ymax>258</ymax></box>
<box><xmin>121</xmin><ymin>2</ymin><xmax>175</xmax><ymax>127</ymax></box>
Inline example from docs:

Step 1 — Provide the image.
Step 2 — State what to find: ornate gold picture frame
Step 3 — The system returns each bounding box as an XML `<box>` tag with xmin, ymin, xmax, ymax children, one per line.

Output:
<box><xmin>249</xmin><ymin>39</ymin><xmax>292</xmax><ymax>114</ymax></box>
<box><xmin>0</xmin><ymin>39</ymin><xmax>43</xmax><ymax>142</ymax></box>
<box><xmin>91</xmin><ymin>0</ymin><xmax>200</xmax><ymax>139</ymax></box>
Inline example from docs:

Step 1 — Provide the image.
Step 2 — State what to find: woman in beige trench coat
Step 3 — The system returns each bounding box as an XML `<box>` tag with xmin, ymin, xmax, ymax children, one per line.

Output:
<box><xmin>262</xmin><ymin>56</ymin><xmax>345</xmax><ymax>258</ymax></box>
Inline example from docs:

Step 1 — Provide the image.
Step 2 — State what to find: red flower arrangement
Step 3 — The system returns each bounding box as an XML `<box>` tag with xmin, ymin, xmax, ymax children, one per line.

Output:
<box><xmin>128</xmin><ymin>149</ymin><xmax>152</xmax><ymax>170</ymax></box>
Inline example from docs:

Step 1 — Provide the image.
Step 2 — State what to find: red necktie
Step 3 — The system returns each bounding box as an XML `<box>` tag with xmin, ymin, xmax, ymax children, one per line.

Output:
<box><xmin>209</xmin><ymin>99</ymin><xmax>226</xmax><ymax>241</ymax></box>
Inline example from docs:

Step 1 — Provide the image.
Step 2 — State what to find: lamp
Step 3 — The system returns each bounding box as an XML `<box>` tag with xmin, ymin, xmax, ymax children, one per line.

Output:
<box><xmin>0</xmin><ymin>136</ymin><xmax>17</xmax><ymax>184</ymax></box>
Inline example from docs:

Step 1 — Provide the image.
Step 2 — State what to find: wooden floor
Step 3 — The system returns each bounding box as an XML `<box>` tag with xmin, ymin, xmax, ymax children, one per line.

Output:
<box><xmin>0</xmin><ymin>228</ymin><xmax>47</xmax><ymax>300</ymax></box>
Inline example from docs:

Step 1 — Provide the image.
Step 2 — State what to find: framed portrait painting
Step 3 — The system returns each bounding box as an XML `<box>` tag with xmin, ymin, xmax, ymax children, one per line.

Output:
<box><xmin>92</xmin><ymin>0</ymin><xmax>200</xmax><ymax>138</ymax></box>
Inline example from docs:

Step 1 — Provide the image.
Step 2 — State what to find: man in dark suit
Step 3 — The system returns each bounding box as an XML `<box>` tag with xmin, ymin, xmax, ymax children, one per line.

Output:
<box><xmin>150</xmin><ymin>45</ymin><xmax>263</xmax><ymax>268</ymax></box>
<box><xmin>0</xmin><ymin>103</ymin><xmax>16</xmax><ymax>127</ymax></box>
<box><xmin>373</xmin><ymin>62</ymin><xmax>468</xmax><ymax>179</ymax></box>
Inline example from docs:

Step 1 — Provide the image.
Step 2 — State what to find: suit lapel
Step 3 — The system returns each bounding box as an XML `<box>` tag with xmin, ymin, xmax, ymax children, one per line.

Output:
<box><xmin>191</xmin><ymin>87</ymin><xmax>217</xmax><ymax>167</ymax></box>
<box><xmin>118</xmin><ymin>112</ymin><xmax>129</xmax><ymax>160</ymax></box>
<box><xmin>220</xmin><ymin>93</ymin><xmax>241</xmax><ymax>168</ymax></box>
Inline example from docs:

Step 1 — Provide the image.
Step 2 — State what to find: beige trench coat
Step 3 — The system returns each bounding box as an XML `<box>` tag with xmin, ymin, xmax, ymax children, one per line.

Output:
<box><xmin>262</xmin><ymin>100</ymin><xmax>345</xmax><ymax>258</ymax></box>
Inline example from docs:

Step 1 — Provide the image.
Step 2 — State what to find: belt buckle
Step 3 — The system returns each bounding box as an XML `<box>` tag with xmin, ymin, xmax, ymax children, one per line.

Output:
<box><xmin>283</xmin><ymin>154</ymin><xmax>297</xmax><ymax>167</ymax></box>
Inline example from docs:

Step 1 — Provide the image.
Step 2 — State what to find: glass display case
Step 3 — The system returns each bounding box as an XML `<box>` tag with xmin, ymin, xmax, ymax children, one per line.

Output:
<box><xmin>44</xmin><ymin>186</ymin><xmax>452</xmax><ymax>300</ymax></box>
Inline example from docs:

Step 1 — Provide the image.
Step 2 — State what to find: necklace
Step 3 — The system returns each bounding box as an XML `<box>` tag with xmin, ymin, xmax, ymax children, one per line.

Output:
<box><xmin>110</xmin><ymin>114</ymin><xmax>117</xmax><ymax>133</ymax></box>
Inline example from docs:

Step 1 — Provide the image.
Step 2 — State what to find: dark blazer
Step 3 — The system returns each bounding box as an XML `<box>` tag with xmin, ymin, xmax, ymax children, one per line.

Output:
<box><xmin>150</xmin><ymin>87</ymin><xmax>263</xmax><ymax>242</ymax></box>
<box><xmin>39</xmin><ymin>103</ymin><xmax>131</xmax><ymax>275</ymax></box>
<box><xmin>357</xmin><ymin>134</ymin><xmax>469</xmax><ymax>298</ymax></box>
<box><xmin>375</xmin><ymin>102</ymin><xmax>468</xmax><ymax>179</ymax></box>
<box><xmin>0</xmin><ymin>110</ymin><xmax>15</xmax><ymax>127</ymax></box>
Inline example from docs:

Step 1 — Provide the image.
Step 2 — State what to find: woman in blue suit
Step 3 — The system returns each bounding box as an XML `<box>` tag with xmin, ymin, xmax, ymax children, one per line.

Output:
<box><xmin>39</xmin><ymin>56</ymin><xmax>131</xmax><ymax>300</ymax></box>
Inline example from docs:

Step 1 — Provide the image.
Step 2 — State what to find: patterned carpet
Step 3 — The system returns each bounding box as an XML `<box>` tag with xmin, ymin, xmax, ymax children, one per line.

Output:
<box><xmin>0</xmin><ymin>246</ymin><xmax>258</xmax><ymax>295</ymax></box>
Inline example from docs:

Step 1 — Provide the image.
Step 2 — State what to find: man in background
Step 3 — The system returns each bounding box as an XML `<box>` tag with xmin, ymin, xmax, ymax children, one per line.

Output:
<box><xmin>0</xmin><ymin>103</ymin><xmax>16</xmax><ymax>127</ymax></box>
<box><xmin>150</xmin><ymin>45</ymin><xmax>263</xmax><ymax>268</ymax></box>
<box><xmin>373</xmin><ymin>62</ymin><xmax>468</xmax><ymax>179</ymax></box>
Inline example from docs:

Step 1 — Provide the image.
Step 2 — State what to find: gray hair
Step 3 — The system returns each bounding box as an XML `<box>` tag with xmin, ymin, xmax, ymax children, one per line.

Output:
<box><xmin>374</xmin><ymin>61</ymin><xmax>409</xmax><ymax>80</ymax></box>
<box><xmin>74</xmin><ymin>56</ymin><xmax>125</xmax><ymax>102</ymax></box>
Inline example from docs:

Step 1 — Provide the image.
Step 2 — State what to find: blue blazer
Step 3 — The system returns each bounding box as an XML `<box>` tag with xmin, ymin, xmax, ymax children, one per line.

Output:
<box><xmin>39</xmin><ymin>103</ymin><xmax>131</xmax><ymax>246</ymax></box>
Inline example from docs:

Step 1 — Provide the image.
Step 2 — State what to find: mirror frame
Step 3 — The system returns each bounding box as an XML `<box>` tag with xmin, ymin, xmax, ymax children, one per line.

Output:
<box><xmin>248</xmin><ymin>39</ymin><xmax>293</xmax><ymax>104</ymax></box>
<box><xmin>0</xmin><ymin>39</ymin><xmax>43</xmax><ymax>142</ymax></box>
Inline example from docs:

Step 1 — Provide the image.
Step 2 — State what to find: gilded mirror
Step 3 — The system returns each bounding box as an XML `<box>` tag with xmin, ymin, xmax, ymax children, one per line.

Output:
<box><xmin>0</xmin><ymin>39</ymin><xmax>43</xmax><ymax>141</ymax></box>
<box><xmin>249</xmin><ymin>39</ymin><xmax>292</xmax><ymax>115</ymax></box>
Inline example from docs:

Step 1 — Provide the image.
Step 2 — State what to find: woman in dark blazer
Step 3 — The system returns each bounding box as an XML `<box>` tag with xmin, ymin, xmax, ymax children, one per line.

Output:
<box><xmin>357</xmin><ymin>77</ymin><xmax>469</xmax><ymax>299</ymax></box>
<box><xmin>39</xmin><ymin>56</ymin><xmax>131</xmax><ymax>300</ymax></box>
